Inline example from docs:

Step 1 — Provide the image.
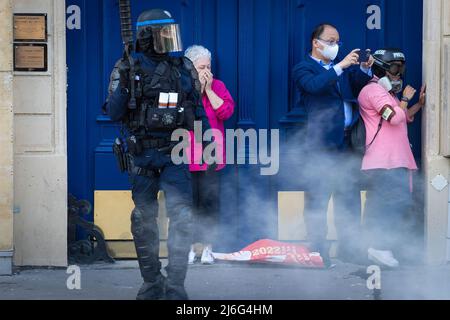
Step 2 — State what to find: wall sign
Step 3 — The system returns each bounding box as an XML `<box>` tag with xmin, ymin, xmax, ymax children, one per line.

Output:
<box><xmin>13</xmin><ymin>13</ymin><xmax>48</xmax><ymax>72</ymax></box>
<box><xmin>14</xmin><ymin>44</ymin><xmax>47</xmax><ymax>72</ymax></box>
<box><xmin>13</xmin><ymin>13</ymin><xmax>47</xmax><ymax>42</ymax></box>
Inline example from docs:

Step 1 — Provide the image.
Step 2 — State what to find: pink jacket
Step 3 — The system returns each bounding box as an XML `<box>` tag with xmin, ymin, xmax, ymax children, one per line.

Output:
<box><xmin>189</xmin><ymin>79</ymin><xmax>235</xmax><ymax>171</ymax></box>
<box><xmin>358</xmin><ymin>81</ymin><xmax>418</xmax><ymax>171</ymax></box>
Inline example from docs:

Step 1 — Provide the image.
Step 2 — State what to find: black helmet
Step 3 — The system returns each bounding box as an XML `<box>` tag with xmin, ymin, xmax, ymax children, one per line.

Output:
<box><xmin>135</xmin><ymin>9</ymin><xmax>182</xmax><ymax>54</ymax></box>
<box><xmin>372</xmin><ymin>48</ymin><xmax>406</xmax><ymax>78</ymax></box>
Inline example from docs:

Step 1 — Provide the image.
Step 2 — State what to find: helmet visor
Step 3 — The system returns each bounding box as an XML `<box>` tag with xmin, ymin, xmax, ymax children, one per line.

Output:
<box><xmin>151</xmin><ymin>24</ymin><xmax>183</xmax><ymax>54</ymax></box>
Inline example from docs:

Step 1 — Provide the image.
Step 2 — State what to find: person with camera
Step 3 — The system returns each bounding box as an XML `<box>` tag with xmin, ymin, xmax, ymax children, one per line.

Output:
<box><xmin>292</xmin><ymin>23</ymin><xmax>374</xmax><ymax>267</ymax></box>
<box><xmin>357</xmin><ymin>48</ymin><xmax>426</xmax><ymax>268</ymax></box>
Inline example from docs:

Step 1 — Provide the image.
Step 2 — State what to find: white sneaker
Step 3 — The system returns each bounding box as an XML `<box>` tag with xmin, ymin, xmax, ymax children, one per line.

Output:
<box><xmin>201</xmin><ymin>246</ymin><xmax>215</xmax><ymax>265</ymax></box>
<box><xmin>368</xmin><ymin>248</ymin><xmax>399</xmax><ymax>268</ymax></box>
<box><xmin>188</xmin><ymin>247</ymin><xmax>196</xmax><ymax>265</ymax></box>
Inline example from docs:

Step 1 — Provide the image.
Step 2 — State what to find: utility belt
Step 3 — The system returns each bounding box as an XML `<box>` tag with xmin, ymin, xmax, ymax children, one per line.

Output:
<box><xmin>141</xmin><ymin>137</ymin><xmax>171</xmax><ymax>149</ymax></box>
<box><xmin>129</xmin><ymin>166</ymin><xmax>160</xmax><ymax>178</ymax></box>
<box><xmin>112</xmin><ymin>136</ymin><xmax>174</xmax><ymax>174</ymax></box>
<box><xmin>126</xmin><ymin>135</ymin><xmax>173</xmax><ymax>156</ymax></box>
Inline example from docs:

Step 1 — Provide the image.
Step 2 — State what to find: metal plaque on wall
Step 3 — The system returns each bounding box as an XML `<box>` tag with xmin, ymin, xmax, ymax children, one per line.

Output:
<box><xmin>14</xmin><ymin>44</ymin><xmax>48</xmax><ymax>72</ymax></box>
<box><xmin>13</xmin><ymin>13</ymin><xmax>47</xmax><ymax>42</ymax></box>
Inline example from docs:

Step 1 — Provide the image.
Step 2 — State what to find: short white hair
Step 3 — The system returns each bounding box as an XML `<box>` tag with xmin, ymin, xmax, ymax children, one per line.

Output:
<box><xmin>184</xmin><ymin>45</ymin><xmax>212</xmax><ymax>64</ymax></box>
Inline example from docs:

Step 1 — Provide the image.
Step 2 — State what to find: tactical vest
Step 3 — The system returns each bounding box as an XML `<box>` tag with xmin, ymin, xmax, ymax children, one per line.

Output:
<box><xmin>123</xmin><ymin>56</ymin><xmax>201</xmax><ymax>137</ymax></box>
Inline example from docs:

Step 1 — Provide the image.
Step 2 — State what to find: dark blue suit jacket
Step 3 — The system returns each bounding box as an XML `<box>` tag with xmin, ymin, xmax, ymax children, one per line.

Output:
<box><xmin>292</xmin><ymin>55</ymin><xmax>371</xmax><ymax>149</ymax></box>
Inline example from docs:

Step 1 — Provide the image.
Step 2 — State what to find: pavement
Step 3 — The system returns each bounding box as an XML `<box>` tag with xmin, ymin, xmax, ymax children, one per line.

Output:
<box><xmin>1</xmin><ymin>259</ymin><xmax>450</xmax><ymax>300</ymax></box>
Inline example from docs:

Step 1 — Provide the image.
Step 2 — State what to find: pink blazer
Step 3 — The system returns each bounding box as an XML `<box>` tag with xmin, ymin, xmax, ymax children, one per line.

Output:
<box><xmin>188</xmin><ymin>79</ymin><xmax>235</xmax><ymax>171</ymax></box>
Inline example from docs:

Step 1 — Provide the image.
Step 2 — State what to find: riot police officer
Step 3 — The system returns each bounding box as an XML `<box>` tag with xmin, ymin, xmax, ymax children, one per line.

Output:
<box><xmin>106</xmin><ymin>9</ymin><xmax>209</xmax><ymax>300</ymax></box>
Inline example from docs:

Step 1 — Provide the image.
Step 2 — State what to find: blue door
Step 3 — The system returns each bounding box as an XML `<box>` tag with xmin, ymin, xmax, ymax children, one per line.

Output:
<box><xmin>67</xmin><ymin>0</ymin><xmax>423</xmax><ymax>251</ymax></box>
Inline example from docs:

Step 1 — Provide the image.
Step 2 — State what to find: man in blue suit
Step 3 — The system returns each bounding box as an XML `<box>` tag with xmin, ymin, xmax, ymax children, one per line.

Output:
<box><xmin>292</xmin><ymin>23</ymin><xmax>373</xmax><ymax>267</ymax></box>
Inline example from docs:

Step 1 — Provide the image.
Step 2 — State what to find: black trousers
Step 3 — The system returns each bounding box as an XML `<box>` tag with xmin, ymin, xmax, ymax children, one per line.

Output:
<box><xmin>303</xmin><ymin>136</ymin><xmax>364</xmax><ymax>259</ymax></box>
<box><xmin>363</xmin><ymin>168</ymin><xmax>413</xmax><ymax>258</ymax></box>
<box><xmin>130</xmin><ymin>148</ymin><xmax>193</xmax><ymax>286</ymax></box>
<box><xmin>191</xmin><ymin>170</ymin><xmax>221</xmax><ymax>245</ymax></box>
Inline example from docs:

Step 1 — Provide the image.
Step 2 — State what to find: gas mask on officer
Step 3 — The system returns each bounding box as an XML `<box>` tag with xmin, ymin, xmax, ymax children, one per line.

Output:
<box><xmin>136</xmin><ymin>35</ymin><xmax>153</xmax><ymax>54</ymax></box>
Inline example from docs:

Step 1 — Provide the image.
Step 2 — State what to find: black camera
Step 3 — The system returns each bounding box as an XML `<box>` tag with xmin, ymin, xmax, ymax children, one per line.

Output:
<box><xmin>357</xmin><ymin>49</ymin><xmax>371</xmax><ymax>63</ymax></box>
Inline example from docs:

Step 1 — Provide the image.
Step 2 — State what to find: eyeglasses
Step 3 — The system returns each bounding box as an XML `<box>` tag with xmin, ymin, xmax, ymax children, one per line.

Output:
<box><xmin>317</xmin><ymin>38</ymin><xmax>343</xmax><ymax>47</ymax></box>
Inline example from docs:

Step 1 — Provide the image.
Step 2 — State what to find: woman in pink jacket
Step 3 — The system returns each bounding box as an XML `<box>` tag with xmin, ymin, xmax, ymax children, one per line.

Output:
<box><xmin>184</xmin><ymin>45</ymin><xmax>235</xmax><ymax>264</ymax></box>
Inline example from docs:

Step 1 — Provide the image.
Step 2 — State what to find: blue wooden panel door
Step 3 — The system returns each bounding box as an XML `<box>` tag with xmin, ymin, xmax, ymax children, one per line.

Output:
<box><xmin>67</xmin><ymin>0</ymin><xmax>423</xmax><ymax>250</ymax></box>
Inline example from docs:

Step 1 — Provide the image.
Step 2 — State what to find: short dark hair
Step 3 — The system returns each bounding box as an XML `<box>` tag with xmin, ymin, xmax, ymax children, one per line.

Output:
<box><xmin>310</xmin><ymin>23</ymin><xmax>338</xmax><ymax>43</ymax></box>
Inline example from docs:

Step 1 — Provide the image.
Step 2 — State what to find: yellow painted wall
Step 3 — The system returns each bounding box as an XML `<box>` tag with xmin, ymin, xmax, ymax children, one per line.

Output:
<box><xmin>278</xmin><ymin>191</ymin><xmax>367</xmax><ymax>241</ymax></box>
<box><xmin>94</xmin><ymin>190</ymin><xmax>169</xmax><ymax>258</ymax></box>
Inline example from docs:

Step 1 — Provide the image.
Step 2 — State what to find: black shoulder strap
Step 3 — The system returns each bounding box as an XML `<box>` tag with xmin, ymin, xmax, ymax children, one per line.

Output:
<box><xmin>365</xmin><ymin>77</ymin><xmax>384</xmax><ymax>151</ymax></box>
<box><xmin>149</xmin><ymin>61</ymin><xmax>170</xmax><ymax>89</ymax></box>
<box><xmin>366</xmin><ymin>117</ymin><xmax>383</xmax><ymax>151</ymax></box>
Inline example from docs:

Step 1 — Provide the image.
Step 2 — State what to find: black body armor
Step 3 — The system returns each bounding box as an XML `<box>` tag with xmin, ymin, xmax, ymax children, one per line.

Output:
<box><xmin>123</xmin><ymin>56</ymin><xmax>200</xmax><ymax>137</ymax></box>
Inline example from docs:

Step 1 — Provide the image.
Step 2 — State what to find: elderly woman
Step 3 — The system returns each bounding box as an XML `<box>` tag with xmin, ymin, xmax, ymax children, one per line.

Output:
<box><xmin>184</xmin><ymin>45</ymin><xmax>235</xmax><ymax>264</ymax></box>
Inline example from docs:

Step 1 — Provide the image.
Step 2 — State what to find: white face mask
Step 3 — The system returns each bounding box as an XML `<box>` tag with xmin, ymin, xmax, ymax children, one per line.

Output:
<box><xmin>378</xmin><ymin>76</ymin><xmax>393</xmax><ymax>92</ymax></box>
<box><xmin>378</xmin><ymin>76</ymin><xmax>403</xmax><ymax>93</ymax></box>
<box><xmin>317</xmin><ymin>40</ymin><xmax>339</xmax><ymax>61</ymax></box>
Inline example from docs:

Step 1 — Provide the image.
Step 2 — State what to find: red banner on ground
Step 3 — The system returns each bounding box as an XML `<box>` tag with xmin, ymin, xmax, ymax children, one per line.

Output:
<box><xmin>212</xmin><ymin>239</ymin><xmax>324</xmax><ymax>268</ymax></box>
